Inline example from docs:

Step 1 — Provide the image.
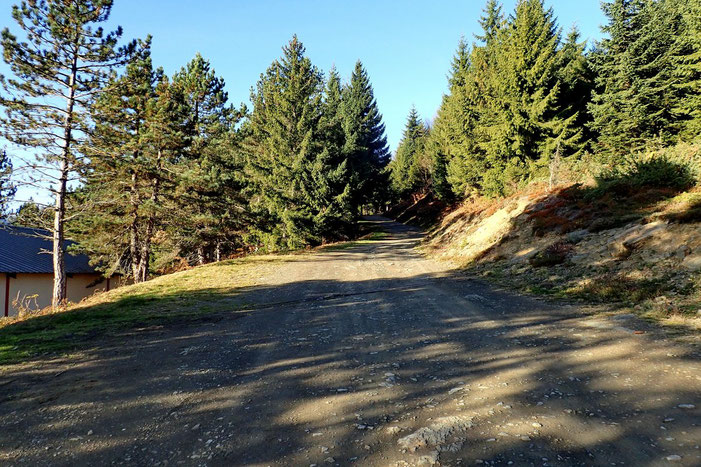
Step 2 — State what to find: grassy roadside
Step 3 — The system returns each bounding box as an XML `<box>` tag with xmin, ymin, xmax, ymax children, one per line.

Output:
<box><xmin>0</xmin><ymin>256</ymin><xmax>287</xmax><ymax>365</ymax></box>
<box><xmin>0</xmin><ymin>223</ymin><xmax>390</xmax><ymax>366</ymax></box>
<box><xmin>464</xmin><ymin>257</ymin><xmax>701</xmax><ymax>337</ymax></box>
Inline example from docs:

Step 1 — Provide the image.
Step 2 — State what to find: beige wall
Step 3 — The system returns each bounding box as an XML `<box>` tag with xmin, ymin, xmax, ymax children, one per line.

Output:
<box><xmin>1</xmin><ymin>273</ymin><xmax>124</xmax><ymax>317</ymax></box>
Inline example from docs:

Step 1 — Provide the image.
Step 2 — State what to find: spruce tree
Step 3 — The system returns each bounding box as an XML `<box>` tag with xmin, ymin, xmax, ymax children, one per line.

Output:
<box><xmin>476</xmin><ymin>0</ymin><xmax>505</xmax><ymax>44</ymax></box>
<box><xmin>556</xmin><ymin>27</ymin><xmax>595</xmax><ymax>155</ymax></box>
<box><xmin>341</xmin><ymin>61</ymin><xmax>390</xmax><ymax>212</ymax></box>
<box><xmin>314</xmin><ymin>66</ymin><xmax>354</xmax><ymax>239</ymax></box>
<box><xmin>428</xmin><ymin>38</ymin><xmax>485</xmax><ymax>198</ymax></box>
<box><xmin>244</xmin><ymin>36</ymin><xmax>326</xmax><ymax>249</ymax></box>
<box><xmin>390</xmin><ymin>107</ymin><xmax>427</xmax><ymax>196</ymax></box>
<box><xmin>475</xmin><ymin>0</ymin><xmax>566</xmax><ymax>195</ymax></box>
<box><xmin>588</xmin><ymin>0</ymin><xmax>649</xmax><ymax>156</ymax></box>
<box><xmin>0</xmin><ymin>0</ymin><xmax>134</xmax><ymax>307</ymax></box>
<box><xmin>670</xmin><ymin>0</ymin><xmax>701</xmax><ymax>139</ymax></box>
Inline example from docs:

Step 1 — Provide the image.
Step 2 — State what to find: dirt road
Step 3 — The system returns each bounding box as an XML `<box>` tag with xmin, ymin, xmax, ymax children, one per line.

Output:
<box><xmin>1</xmin><ymin>218</ymin><xmax>699</xmax><ymax>466</ymax></box>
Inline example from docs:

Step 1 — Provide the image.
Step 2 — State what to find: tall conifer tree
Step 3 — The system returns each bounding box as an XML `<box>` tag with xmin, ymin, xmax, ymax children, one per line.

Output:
<box><xmin>589</xmin><ymin>0</ymin><xmax>647</xmax><ymax>156</ymax></box>
<box><xmin>429</xmin><ymin>38</ymin><xmax>486</xmax><ymax>198</ymax></box>
<box><xmin>670</xmin><ymin>0</ymin><xmax>701</xmax><ymax>138</ymax></box>
<box><xmin>77</xmin><ymin>39</ymin><xmax>188</xmax><ymax>281</ymax></box>
<box><xmin>314</xmin><ymin>66</ymin><xmax>354</xmax><ymax>239</ymax></box>
<box><xmin>390</xmin><ymin>107</ymin><xmax>427</xmax><ymax>196</ymax></box>
<box><xmin>475</xmin><ymin>0</ymin><xmax>566</xmax><ymax>195</ymax></box>
<box><xmin>244</xmin><ymin>36</ymin><xmax>327</xmax><ymax>249</ymax></box>
<box><xmin>0</xmin><ymin>0</ymin><xmax>134</xmax><ymax>307</ymax></box>
<box><xmin>341</xmin><ymin>61</ymin><xmax>390</xmax><ymax>212</ymax></box>
<box><xmin>172</xmin><ymin>54</ymin><xmax>243</xmax><ymax>264</ymax></box>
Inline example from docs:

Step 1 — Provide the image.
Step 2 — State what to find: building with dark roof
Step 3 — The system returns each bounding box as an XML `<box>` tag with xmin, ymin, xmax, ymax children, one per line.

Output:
<box><xmin>0</xmin><ymin>226</ymin><xmax>121</xmax><ymax>317</ymax></box>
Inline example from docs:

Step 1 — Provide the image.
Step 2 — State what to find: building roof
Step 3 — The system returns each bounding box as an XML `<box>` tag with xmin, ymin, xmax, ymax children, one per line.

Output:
<box><xmin>0</xmin><ymin>225</ymin><xmax>98</xmax><ymax>274</ymax></box>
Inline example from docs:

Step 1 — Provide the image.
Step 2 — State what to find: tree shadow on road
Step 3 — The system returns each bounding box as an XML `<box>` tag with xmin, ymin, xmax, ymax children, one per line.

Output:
<box><xmin>0</xmin><ymin>260</ymin><xmax>699</xmax><ymax>465</ymax></box>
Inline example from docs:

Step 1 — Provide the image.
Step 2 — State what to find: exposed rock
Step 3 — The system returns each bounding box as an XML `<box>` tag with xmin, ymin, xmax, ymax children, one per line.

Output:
<box><xmin>397</xmin><ymin>416</ymin><xmax>473</xmax><ymax>452</ymax></box>
<box><xmin>385</xmin><ymin>426</ymin><xmax>402</xmax><ymax>436</ymax></box>
<box><xmin>566</xmin><ymin>229</ymin><xmax>589</xmax><ymax>244</ymax></box>
<box><xmin>417</xmin><ymin>450</ymin><xmax>439</xmax><ymax>465</ymax></box>
<box><xmin>681</xmin><ymin>255</ymin><xmax>701</xmax><ymax>271</ymax></box>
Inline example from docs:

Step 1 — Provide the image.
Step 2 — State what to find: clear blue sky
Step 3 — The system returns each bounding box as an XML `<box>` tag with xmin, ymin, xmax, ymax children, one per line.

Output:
<box><xmin>1</xmin><ymin>0</ymin><xmax>606</xmax><ymax>203</ymax></box>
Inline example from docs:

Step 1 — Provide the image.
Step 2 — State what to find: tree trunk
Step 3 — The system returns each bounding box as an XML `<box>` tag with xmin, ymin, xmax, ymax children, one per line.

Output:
<box><xmin>138</xmin><ymin>150</ymin><xmax>162</xmax><ymax>282</ymax></box>
<box><xmin>51</xmin><ymin>157</ymin><xmax>68</xmax><ymax>309</ymax></box>
<box><xmin>215</xmin><ymin>241</ymin><xmax>221</xmax><ymax>262</ymax></box>
<box><xmin>197</xmin><ymin>245</ymin><xmax>206</xmax><ymax>266</ymax></box>
<box><xmin>52</xmin><ymin>48</ymin><xmax>78</xmax><ymax>309</ymax></box>
<box><xmin>129</xmin><ymin>170</ymin><xmax>142</xmax><ymax>283</ymax></box>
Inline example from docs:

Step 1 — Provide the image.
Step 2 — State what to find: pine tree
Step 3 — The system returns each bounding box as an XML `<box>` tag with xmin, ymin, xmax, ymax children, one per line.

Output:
<box><xmin>10</xmin><ymin>198</ymin><xmax>51</xmax><ymax>228</ymax></box>
<box><xmin>244</xmin><ymin>36</ymin><xmax>326</xmax><ymax>249</ymax></box>
<box><xmin>171</xmin><ymin>53</ymin><xmax>243</xmax><ymax>264</ymax></box>
<box><xmin>77</xmin><ymin>39</ymin><xmax>187</xmax><ymax>281</ymax></box>
<box><xmin>0</xmin><ymin>150</ymin><xmax>14</xmax><ymax>219</ymax></box>
<box><xmin>341</xmin><ymin>61</ymin><xmax>390</xmax><ymax>212</ymax></box>
<box><xmin>0</xmin><ymin>0</ymin><xmax>134</xmax><ymax>308</ymax></box>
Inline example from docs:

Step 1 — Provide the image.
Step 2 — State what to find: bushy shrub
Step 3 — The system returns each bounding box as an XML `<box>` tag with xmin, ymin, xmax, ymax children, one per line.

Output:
<box><xmin>593</xmin><ymin>150</ymin><xmax>697</xmax><ymax>198</ymax></box>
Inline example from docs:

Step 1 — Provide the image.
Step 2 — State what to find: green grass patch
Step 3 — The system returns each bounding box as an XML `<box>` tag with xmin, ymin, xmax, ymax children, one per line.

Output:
<box><xmin>0</xmin><ymin>256</ymin><xmax>284</xmax><ymax>365</ymax></box>
<box><xmin>563</xmin><ymin>275</ymin><xmax>672</xmax><ymax>303</ymax></box>
<box><xmin>318</xmin><ymin>228</ymin><xmax>389</xmax><ymax>251</ymax></box>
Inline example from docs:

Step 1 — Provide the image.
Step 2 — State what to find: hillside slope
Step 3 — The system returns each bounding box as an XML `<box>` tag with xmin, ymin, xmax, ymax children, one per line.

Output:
<box><xmin>403</xmin><ymin>186</ymin><xmax>701</xmax><ymax>332</ymax></box>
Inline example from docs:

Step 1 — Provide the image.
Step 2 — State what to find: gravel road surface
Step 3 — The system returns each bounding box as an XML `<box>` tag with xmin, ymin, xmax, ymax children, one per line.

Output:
<box><xmin>1</xmin><ymin>218</ymin><xmax>699</xmax><ymax>466</ymax></box>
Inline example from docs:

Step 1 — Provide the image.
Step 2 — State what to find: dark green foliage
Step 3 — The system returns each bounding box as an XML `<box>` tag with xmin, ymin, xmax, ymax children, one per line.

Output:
<box><xmin>423</xmin><ymin>1</ymin><xmax>593</xmax><ymax>201</ymax></box>
<box><xmin>595</xmin><ymin>155</ymin><xmax>696</xmax><ymax>194</ymax></box>
<box><xmin>390</xmin><ymin>107</ymin><xmax>428</xmax><ymax>196</ymax></box>
<box><xmin>171</xmin><ymin>53</ymin><xmax>246</xmax><ymax>264</ymax></box>
<box><xmin>589</xmin><ymin>0</ymin><xmax>697</xmax><ymax>157</ymax></box>
<box><xmin>556</xmin><ymin>27</ymin><xmax>595</xmax><ymax>155</ymax></box>
<box><xmin>243</xmin><ymin>40</ymin><xmax>389</xmax><ymax>249</ymax></box>
<box><xmin>476</xmin><ymin>0</ymin><xmax>567</xmax><ymax>196</ymax></box>
<box><xmin>9</xmin><ymin>199</ymin><xmax>50</xmax><ymax>228</ymax></box>
<box><xmin>406</xmin><ymin>0</ymin><xmax>701</xmax><ymax>205</ymax></box>
<box><xmin>76</xmin><ymin>39</ymin><xmax>188</xmax><ymax>281</ymax></box>
<box><xmin>670</xmin><ymin>0</ymin><xmax>701</xmax><ymax>139</ymax></box>
<box><xmin>0</xmin><ymin>150</ymin><xmax>13</xmax><ymax>219</ymax></box>
<box><xmin>245</xmin><ymin>36</ymin><xmax>345</xmax><ymax>249</ymax></box>
<box><xmin>315</xmin><ymin>66</ymin><xmax>354</xmax><ymax>239</ymax></box>
<box><xmin>428</xmin><ymin>38</ymin><xmax>485</xmax><ymax>198</ymax></box>
<box><xmin>0</xmin><ymin>0</ymin><xmax>135</xmax><ymax>306</ymax></box>
<box><xmin>341</xmin><ymin>61</ymin><xmax>391</xmax><ymax>212</ymax></box>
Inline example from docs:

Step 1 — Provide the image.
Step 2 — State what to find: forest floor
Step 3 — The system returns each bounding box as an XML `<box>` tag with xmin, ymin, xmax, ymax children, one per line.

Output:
<box><xmin>0</xmin><ymin>217</ymin><xmax>699</xmax><ymax>466</ymax></box>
